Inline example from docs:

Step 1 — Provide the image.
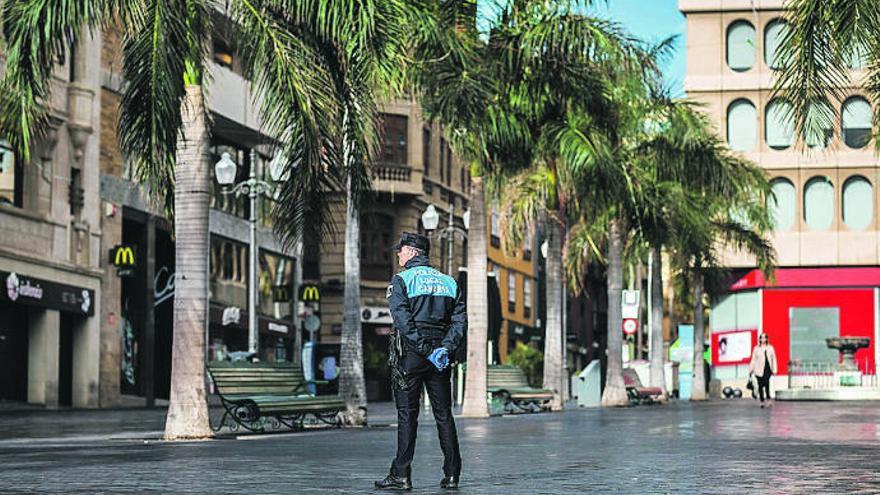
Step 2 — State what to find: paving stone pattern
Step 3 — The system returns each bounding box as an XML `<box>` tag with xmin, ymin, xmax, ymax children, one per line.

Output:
<box><xmin>1</xmin><ymin>401</ymin><xmax>879</xmax><ymax>494</ymax></box>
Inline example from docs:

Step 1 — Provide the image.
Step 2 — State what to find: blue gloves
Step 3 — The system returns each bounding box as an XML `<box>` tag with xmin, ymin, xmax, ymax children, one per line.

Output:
<box><xmin>428</xmin><ymin>347</ymin><xmax>450</xmax><ymax>371</ymax></box>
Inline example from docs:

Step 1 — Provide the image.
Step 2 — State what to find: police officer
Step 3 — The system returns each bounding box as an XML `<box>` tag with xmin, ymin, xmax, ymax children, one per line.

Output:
<box><xmin>374</xmin><ymin>232</ymin><xmax>466</xmax><ymax>491</ymax></box>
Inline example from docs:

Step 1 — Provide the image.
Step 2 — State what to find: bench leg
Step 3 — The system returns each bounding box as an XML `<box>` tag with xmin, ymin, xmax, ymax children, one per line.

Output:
<box><xmin>277</xmin><ymin>414</ymin><xmax>305</xmax><ymax>430</ymax></box>
<box><xmin>213</xmin><ymin>408</ymin><xmax>230</xmax><ymax>432</ymax></box>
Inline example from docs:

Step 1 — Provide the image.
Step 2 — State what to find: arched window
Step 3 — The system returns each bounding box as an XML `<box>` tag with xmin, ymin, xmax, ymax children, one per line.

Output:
<box><xmin>843</xmin><ymin>176</ymin><xmax>873</xmax><ymax>230</ymax></box>
<box><xmin>842</xmin><ymin>97</ymin><xmax>872</xmax><ymax>149</ymax></box>
<box><xmin>727</xmin><ymin>99</ymin><xmax>757</xmax><ymax>151</ymax></box>
<box><xmin>764</xmin><ymin>19</ymin><xmax>788</xmax><ymax>70</ymax></box>
<box><xmin>765</xmin><ymin>99</ymin><xmax>794</xmax><ymax>150</ymax></box>
<box><xmin>727</xmin><ymin>21</ymin><xmax>756</xmax><ymax>72</ymax></box>
<box><xmin>769</xmin><ymin>178</ymin><xmax>796</xmax><ymax>231</ymax></box>
<box><xmin>804</xmin><ymin>100</ymin><xmax>834</xmax><ymax>149</ymax></box>
<box><xmin>804</xmin><ymin>176</ymin><xmax>834</xmax><ymax>231</ymax></box>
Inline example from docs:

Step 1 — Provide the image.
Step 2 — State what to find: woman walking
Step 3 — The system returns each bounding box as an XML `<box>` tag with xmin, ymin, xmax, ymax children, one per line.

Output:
<box><xmin>749</xmin><ymin>334</ymin><xmax>778</xmax><ymax>408</ymax></box>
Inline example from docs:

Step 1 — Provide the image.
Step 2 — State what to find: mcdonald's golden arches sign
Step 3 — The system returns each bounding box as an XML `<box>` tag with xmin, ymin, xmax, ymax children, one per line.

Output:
<box><xmin>109</xmin><ymin>245</ymin><xmax>137</xmax><ymax>277</ymax></box>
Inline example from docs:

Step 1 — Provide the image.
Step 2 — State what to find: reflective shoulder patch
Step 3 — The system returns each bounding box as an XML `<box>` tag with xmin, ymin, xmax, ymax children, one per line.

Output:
<box><xmin>398</xmin><ymin>266</ymin><xmax>457</xmax><ymax>299</ymax></box>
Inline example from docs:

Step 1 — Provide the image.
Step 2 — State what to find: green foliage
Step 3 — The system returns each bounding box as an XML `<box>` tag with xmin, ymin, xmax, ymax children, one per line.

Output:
<box><xmin>504</xmin><ymin>342</ymin><xmax>544</xmax><ymax>388</ymax></box>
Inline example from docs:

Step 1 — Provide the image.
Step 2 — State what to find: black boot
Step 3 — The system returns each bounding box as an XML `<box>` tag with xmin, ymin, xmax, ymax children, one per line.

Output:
<box><xmin>440</xmin><ymin>476</ymin><xmax>459</xmax><ymax>490</ymax></box>
<box><xmin>374</xmin><ymin>473</ymin><xmax>412</xmax><ymax>491</ymax></box>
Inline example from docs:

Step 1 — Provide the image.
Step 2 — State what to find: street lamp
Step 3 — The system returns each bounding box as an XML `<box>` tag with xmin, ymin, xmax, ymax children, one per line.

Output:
<box><xmin>214</xmin><ymin>147</ymin><xmax>284</xmax><ymax>356</ymax></box>
<box><xmin>421</xmin><ymin>203</ymin><xmax>466</xmax><ymax>275</ymax></box>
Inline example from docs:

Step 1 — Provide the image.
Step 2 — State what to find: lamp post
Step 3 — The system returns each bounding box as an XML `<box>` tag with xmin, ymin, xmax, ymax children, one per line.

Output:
<box><xmin>421</xmin><ymin>203</ymin><xmax>468</xmax><ymax>275</ymax></box>
<box><xmin>214</xmin><ymin>149</ymin><xmax>285</xmax><ymax>356</ymax></box>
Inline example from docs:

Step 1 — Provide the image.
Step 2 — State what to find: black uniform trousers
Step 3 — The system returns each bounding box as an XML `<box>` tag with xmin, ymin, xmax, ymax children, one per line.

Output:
<box><xmin>391</xmin><ymin>350</ymin><xmax>462</xmax><ymax>478</ymax></box>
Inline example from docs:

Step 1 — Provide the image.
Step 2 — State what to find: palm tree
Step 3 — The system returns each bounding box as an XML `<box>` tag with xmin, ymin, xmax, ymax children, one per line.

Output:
<box><xmin>487</xmin><ymin>1</ymin><xmax>639</xmax><ymax>411</ymax></box>
<box><xmin>773</xmin><ymin>0</ymin><xmax>880</xmax><ymax>142</ymax></box>
<box><xmin>1</xmin><ymin>0</ymin><xmax>431</xmax><ymax>437</ymax></box>
<box><xmin>411</xmin><ymin>3</ymin><xmax>532</xmax><ymax>418</ymax></box>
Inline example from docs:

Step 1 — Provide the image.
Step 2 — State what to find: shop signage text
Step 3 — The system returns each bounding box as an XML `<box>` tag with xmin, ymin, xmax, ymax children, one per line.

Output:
<box><xmin>2</xmin><ymin>271</ymin><xmax>94</xmax><ymax>316</ymax></box>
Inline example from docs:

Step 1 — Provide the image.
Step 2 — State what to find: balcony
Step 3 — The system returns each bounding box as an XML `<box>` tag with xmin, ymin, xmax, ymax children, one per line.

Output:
<box><xmin>372</xmin><ymin>162</ymin><xmax>421</xmax><ymax>196</ymax></box>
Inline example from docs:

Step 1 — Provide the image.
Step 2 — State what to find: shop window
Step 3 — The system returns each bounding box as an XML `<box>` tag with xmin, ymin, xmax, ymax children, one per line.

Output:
<box><xmin>764</xmin><ymin>19</ymin><xmax>787</xmax><ymax>70</ymax></box>
<box><xmin>765</xmin><ymin>99</ymin><xmax>794</xmax><ymax>150</ymax></box>
<box><xmin>490</xmin><ymin>209</ymin><xmax>501</xmax><ymax>248</ymax></box>
<box><xmin>804</xmin><ymin>176</ymin><xmax>834</xmax><ymax>231</ymax></box>
<box><xmin>769</xmin><ymin>178</ymin><xmax>796</xmax><ymax>231</ymax></box>
<box><xmin>842</xmin><ymin>97</ymin><xmax>872</xmax><ymax>149</ymax></box>
<box><xmin>0</xmin><ymin>140</ymin><xmax>22</xmax><ymax>208</ymax></box>
<box><xmin>259</xmin><ymin>250</ymin><xmax>294</xmax><ymax>321</ymax></box>
<box><xmin>727</xmin><ymin>99</ymin><xmax>757</xmax><ymax>152</ymax></box>
<box><xmin>790</xmin><ymin>307</ymin><xmax>839</xmax><ymax>367</ymax></box>
<box><xmin>727</xmin><ymin>21</ymin><xmax>756</xmax><ymax>72</ymax></box>
<box><xmin>843</xmin><ymin>176</ymin><xmax>873</xmax><ymax>231</ymax></box>
<box><xmin>524</xmin><ymin>278</ymin><xmax>532</xmax><ymax>319</ymax></box>
<box><xmin>361</xmin><ymin>213</ymin><xmax>394</xmax><ymax>281</ymax></box>
<box><xmin>508</xmin><ymin>272</ymin><xmax>516</xmax><ymax>313</ymax></box>
<box><xmin>380</xmin><ymin>114</ymin><xmax>408</xmax><ymax>165</ymax></box>
<box><xmin>210</xmin><ymin>235</ymin><xmax>249</xmax><ymax>309</ymax></box>
<box><xmin>804</xmin><ymin>100</ymin><xmax>834</xmax><ymax>149</ymax></box>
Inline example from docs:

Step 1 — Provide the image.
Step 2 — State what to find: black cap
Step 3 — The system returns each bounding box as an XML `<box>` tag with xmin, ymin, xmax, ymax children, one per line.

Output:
<box><xmin>393</xmin><ymin>232</ymin><xmax>430</xmax><ymax>255</ymax></box>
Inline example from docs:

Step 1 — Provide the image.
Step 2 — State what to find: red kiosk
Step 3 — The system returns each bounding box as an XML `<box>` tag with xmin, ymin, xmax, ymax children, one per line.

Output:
<box><xmin>711</xmin><ymin>268</ymin><xmax>879</xmax><ymax>386</ymax></box>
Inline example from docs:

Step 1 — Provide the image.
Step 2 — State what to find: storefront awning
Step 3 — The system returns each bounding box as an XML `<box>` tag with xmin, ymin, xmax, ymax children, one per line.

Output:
<box><xmin>731</xmin><ymin>268</ymin><xmax>880</xmax><ymax>291</ymax></box>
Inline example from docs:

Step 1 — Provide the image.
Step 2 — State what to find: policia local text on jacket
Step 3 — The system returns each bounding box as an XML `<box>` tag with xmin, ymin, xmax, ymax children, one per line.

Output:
<box><xmin>381</xmin><ymin>250</ymin><xmax>466</xmax><ymax>490</ymax></box>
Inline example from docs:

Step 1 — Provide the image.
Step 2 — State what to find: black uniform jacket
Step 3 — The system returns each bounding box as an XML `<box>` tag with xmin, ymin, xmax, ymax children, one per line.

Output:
<box><xmin>387</xmin><ymin>255</ymin><xmax>467</xmax><ymax>357</ymax></box>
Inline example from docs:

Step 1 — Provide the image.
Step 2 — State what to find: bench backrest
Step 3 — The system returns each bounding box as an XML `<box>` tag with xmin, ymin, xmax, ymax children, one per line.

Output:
<box><xmin>622</xmin><ymin>368</ymin><xmax>643</xmax><ymax>388</ymax></box>
<box><xmin>208</xmin><ymin>362</ymin><xmax>306</xmax><ymax>396</ymax></box>
<box><xmin>487</xmin><ymin>365</ymin><xmax>530</xmax><ymax>389</ymax></box>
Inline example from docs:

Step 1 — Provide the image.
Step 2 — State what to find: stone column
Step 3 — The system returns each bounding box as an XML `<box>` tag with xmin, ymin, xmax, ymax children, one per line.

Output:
<box><xmin>72</xmin><ymin>309</ymin><xmax>101</xmax><ymax>408</ymax></box>
<box><xmin>27</xmin><ymin>308</ymin><xmax>60</xmax><ymax>407</ymax></box>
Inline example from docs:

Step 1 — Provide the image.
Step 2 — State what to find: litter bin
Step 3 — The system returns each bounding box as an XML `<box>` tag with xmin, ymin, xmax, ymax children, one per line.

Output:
<box><xmin>576</xmin><ymin>360</ymin><xmax>601</xmax><ymax>408</ymax></box>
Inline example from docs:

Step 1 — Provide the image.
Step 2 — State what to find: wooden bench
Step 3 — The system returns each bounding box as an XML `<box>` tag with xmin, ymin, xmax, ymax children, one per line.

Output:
<box><xmin>487</xmin><ymin>365</ymin><xmax>553</xmax><ymax>413</ymax></box>
<box><xmin>623</xmin><ymin>368</ymin><xmax>664</xmax><ymax>405</ymax></box>
<box><xmin>208</xmin><ymin>361</ymin><xmax>345</xmax><ymax>433</ymax></box>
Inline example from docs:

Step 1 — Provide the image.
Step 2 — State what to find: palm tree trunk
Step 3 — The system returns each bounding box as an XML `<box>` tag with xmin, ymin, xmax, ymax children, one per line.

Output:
<box><xmin>164</xmin><ymin>85</ymin><xmax>212</xmax><ymax>440</ymax></box>
<box><xmin>601</xmin><ymin>217</ymin><xmax>629</xmax><ymax>407</ymax></box>
<box><xmin>648</xmin><ymin>244</ymin><xmax>665</xmax><ymax>391</ymax></box>
<box><xmin>542</xmin><ymin>219</ymin><xmax>565</xmax><ymax>411</ymax></box>
<box><xmin>461</xmin><ymin>174</ymin><xmax>489</xmax><ymax>418</ymax></box>
<box><xmin>690</xmin><ymin>268</ymin><xmax>707</xmax><ymax>401</ymax></box>
<box><xmin>339</xmin><ymin>176</ymin><xmax>368</xmax><ymax>424</ymax></box>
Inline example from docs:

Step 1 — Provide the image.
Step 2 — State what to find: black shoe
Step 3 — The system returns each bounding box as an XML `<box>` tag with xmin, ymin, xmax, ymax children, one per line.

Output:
<box><xmin>374</xmin><ymin>473</ymin><xmax>412</xmax><ymax>491</ymax></box>
<box><xmin>440</xmin><ymin>476</ymin><xmax>459</xmax><ymax>490</ymax></box>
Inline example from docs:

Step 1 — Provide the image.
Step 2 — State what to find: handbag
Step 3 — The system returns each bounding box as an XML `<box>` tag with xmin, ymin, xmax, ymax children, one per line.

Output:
<box><xmin>747</xmin><ymin>373</ymin><xmax>758</xmax><ymax>399</ymax></box>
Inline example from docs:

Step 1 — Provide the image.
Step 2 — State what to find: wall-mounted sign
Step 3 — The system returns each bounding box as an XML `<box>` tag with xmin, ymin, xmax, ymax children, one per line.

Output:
<box><xmin>1</xmin><ymin>271</ymin><xmax>94</xmax><ymax>316</ymax></box>
<box><xmin>300</xmin><ymin>285</ymin><xmax>321</xmax><ymax>302</ymax></box>
<box><xmin>109</xmin><ymin>245</ymin><xmax>137</xmax><ymax>277</ymax></box>
<box><xmin>713</xmin><ymin>329</ymin><xmax>756</xmax><ymax>366</ymax></box>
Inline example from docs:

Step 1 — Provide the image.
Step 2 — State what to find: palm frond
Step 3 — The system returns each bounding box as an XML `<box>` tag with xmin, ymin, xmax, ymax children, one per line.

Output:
<box><xmin>0</xmin><ymin>0</ymin><xmax>106</xmax><ymax>159</ymax></box>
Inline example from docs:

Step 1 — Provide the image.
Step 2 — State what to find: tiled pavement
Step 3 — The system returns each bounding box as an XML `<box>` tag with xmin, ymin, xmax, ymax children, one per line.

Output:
<box><xmin>1</xmin><ymin>400</ymin><xmax>879</xmax><ymax>494</ymax></box>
